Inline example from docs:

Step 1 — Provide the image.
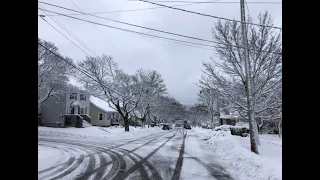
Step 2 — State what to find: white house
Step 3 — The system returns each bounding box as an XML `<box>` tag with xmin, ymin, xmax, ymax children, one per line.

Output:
<box><xmin>89</xmin><ymin>96</ymin><xmax>122</xmax><ymax>127</ymax></box>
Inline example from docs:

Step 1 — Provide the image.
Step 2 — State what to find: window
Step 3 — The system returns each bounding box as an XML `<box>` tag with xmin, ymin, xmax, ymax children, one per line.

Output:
<box><xmin>70</xmin><ymin>92</ymin><xmax>77</xmax><ymax>100</ymax></box>
<box><xmin>70</xmin><ymin>107</ymin><xmax>75</xmax><ymax>114</ymax></box>
<box><xmin>80</xmin><ymin>94</ymin><xmax>86</xmax><ymax>101</ymax></box>
<box><xmin>85</xmin><ymin>107</ymin><xmax>87</xmax><ymax>114</ymax></box>
<box><xmin>107</xmin><ymin>113</ymin><xmax>111</xmax><ymax>120</ymax></box>
<box><xmin>80</xmin><ymin>108</ymin><xmax>84</xmax><ymax>114</ymax></box>
<box><xmin>99</xmin><ymin>113</ymin><xmax>103</xmax><ymax>120</ymax></box>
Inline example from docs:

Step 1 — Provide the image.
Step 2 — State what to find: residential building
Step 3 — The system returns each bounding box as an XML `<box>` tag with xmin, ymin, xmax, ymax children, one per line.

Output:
<box><xmin>89</xmin><ymin>96</ymin><xmax>122</xmax><ymax>127</ymax></box>
<box><xmin>40</xmin><ymin>86</ymin><xmax>91</xmax><ymax>128</ymax></box>
<box><xmin>219</xmin><ymin>112</ymin><xmax>239</xmax><ymax>126</ymax></box>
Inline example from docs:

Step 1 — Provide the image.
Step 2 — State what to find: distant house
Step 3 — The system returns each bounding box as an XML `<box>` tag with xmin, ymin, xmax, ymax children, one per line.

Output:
<box><xmin>219</xmin><ymin>112</ymin><xmax>239</xmax><ymax>126</ymax></box>
<box><xmin>40</xmin><ymin>86</ymin><xmax>91</xmax><ymax>128</ymax></box>
<box><xmin>89</xmin><ymin>96</ymin><xmax>122</xmax><ymax>127</ymax></box>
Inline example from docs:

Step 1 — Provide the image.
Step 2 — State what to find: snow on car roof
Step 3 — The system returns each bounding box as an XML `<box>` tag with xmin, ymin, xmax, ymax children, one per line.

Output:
<box><xmin>90</xmin><ymin>96</ymin><xmax>116</xmax><ymax>112</ymax></box>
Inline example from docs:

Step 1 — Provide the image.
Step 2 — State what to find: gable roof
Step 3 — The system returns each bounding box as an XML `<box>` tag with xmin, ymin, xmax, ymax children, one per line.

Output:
<box><xmin>90</xmin><ymin>96</ymin><xmax>117</xmax><ymax>112</ymax></box>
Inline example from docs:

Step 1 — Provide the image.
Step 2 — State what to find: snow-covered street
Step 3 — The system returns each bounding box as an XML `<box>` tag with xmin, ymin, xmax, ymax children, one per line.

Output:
<box><xmin>38</xmin><ymin>126</ymin><xmax>235</xmax><ymax>180</ymax></box>
<box><xmin>38</xmin><ymin>126</ymin><xmax>281</xmax><ymax>180</ymax></box>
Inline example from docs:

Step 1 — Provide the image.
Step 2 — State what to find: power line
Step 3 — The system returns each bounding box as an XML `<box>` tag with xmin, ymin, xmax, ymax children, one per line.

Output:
<box><xmin>42</xmin><ymin>1</ymin><xmax>280</xmax><ymax>17</ymax></box>
<box><xmin>38</xmin><ymin>13</ymin><xmax>211</xmax><ymax>52</ymax></box>
<box><xmin>39</xmin><ymin>42</ymin><xmax>185</xmax><ymax>107</ymax></box>
<box><xmin>41</xmin><ymin>2</ymin><xmax>199</xmax><ymax>16</ymax></box>
<box><xmin>38</xmin><ymin>2</ymin><xmax>281</xmax><ymax>55</ymax></box>
<box><xmin>38</xmin><ymin>1</ymin><xmax>214</xmax><ymax>44</ymax></box>
<box><xmin>142</xmin><ymin>33</ymin><xmax>213</xmax><ymax>51</ymax></box>
<box><xmin>69</xmin><ymin>0</ymin><xmax>136</xmax><ymax>69</ymax></box>
<box><xmin>128</xmin><ymin>1</ymin><xmax>281</xmax><ymax>4</ymax></box>
<box><xmin>38</xmin><ymin>42</ymin><xmax>130</xmax><ymax>100</ymax></box>
<box><xmin>39</xmin><ymin>8</ymin><xmax>281</xmax><ymax>55</ymax></box>
<box><xmin>39</xmin><ymin>3</ymin><xmax>98</xmax><ymax>57</ymax></box>
<box><xmin>38</xmin><ymin>14</ymin><xmax>91</xmax><ymax>57</ymax></box>
<box><xmin>244</xmin><ymin>0</ymin><xmax>251</xmax><ymax>19</ymax></box>
<box><xmin>137</xmin><ymin>0</ymin><xmax>282</xmax><ymax>29</ymax></box>
<box><xmin>38</xmin><ymin>8</ymin><xmax>215</xmax><ymax>48</ymax></box>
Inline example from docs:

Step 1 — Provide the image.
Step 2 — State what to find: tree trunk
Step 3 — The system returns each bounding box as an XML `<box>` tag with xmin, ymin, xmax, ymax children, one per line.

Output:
<box><xmin>248</xmin><ymin>109</ymin><xmax>259</xmax><ymax>154</ymax></box>
<box><xmin>124</xmin><ymin>118</ymin><xmax>130</xmax><ymax>132</ymax></box>
<box><xmin>278</xmin><ymin>108</ymin><xmax>282</xmax><ymax>138</ymax></box>
<box><xmin>211</xmin><ymin>113</ymin><xmax>214</xmax><ymax>131</ymax></box>
<box><xmin>278</xmin><ymin>119</ymin><xmax>282</xmax><ymax>138</ymax></box>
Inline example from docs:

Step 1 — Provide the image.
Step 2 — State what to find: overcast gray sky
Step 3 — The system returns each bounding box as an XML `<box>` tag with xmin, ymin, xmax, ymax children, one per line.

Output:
<box><xmin>38</xmin><ymin>0</ymin><xmax>282</xmax><ymax>105</ymax></box>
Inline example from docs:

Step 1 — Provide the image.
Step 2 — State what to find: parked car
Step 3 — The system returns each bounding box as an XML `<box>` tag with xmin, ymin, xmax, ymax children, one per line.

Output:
<box><xmin>162</xmin><ymin>124</ymin><xmax>170</xmax><ymax>130</ymax></box>
<box><xmin>184</xmin><ymin>124</ymin><xmax>191</xmax><ymax>130</ymax></box>
<box><xmin>150</xmin><ymin>123</ymin><xmax>156</xmax><ymax>127</ymax></box>
<box><xmin>201</xmin><ymin>124</ymin><xmax>208</xmax><ymax>128</ymax></box>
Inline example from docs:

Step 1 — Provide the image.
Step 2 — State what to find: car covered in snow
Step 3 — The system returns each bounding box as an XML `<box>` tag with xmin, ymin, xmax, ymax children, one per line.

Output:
<box><xmin>162</xmin><ymin>124</ymin><xmax>170</xmax><ymax>130</ymax></box>
<box><xmin>184</xmin><ymin>123</ymin><xmax>191</xmax><ymax>130</ymax></box>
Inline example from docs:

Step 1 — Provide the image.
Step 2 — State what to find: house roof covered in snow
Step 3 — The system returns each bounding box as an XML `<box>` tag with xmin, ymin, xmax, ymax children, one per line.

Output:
<box><xmin>90</xmin><ymin>96</ymin><xmax>117</xmax><ymax>112</ymax></box>
<box><xmin>220</xmin><ymin>114</ymin><xmax>239</xmax><ymax>119</ymax></box>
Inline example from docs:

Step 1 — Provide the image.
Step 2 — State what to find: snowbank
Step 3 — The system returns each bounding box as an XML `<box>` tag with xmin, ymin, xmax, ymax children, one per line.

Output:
<box><xmin>192</xmin><ymin>128</ymin><xmax>282</xmax><ymax>180</ymax></box>
<box><xmin>38</xmin><ymin>126</ymin><xmax>163</xmax><ymax>140</ymax></box>
<box><xmin>214</xmin><ymin>125</ymin><xmax>233</xmax><ymax>131</ymax></box>
<box><xmin>235</xmin><ymin>122</ymin><xmax>249</xmax><ymax>129</ymax></box>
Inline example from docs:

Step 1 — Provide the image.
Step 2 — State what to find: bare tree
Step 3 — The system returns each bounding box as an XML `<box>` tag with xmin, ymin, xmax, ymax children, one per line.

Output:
<box><xmin>38</xmin><ymin>38</ymin><xmax>73</xmax><ymax>111</ymax></box>
<box><xmin>199</xmin><ymin>12</ymin><xmax>282</xmax><ymax>154</ymax></box>
<box><xmin>76</xmin><ymin>55</ymin><xmax>143</xmax><ymax>132</ymax></box>
<box><xmin>198</xmin><ymin>88</ymin><xmax>220</xmax><ymax>129</ymax></box>
<box><xmin>186</xmin><ymin>104</ymin><xmax>210</xmax><ymax>127</ymax></box>
<box><xmin>132</xmin><ymin>69</ymin><xmax>167</xmax><ymax>128</ymax></box>
<box><xmin>149</xmin><ymin>95</ymin><xmax>174</xmax><ymax>125</ymax></box>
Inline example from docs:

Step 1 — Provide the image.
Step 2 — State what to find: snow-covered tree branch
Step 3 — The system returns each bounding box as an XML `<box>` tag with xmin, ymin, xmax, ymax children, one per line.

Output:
<box><xmin>199</xmin><ymin>11</ymin><xmax>282</xmax><ymax>154</ymax></box>
<box><xmin>38</xmin><ymin>38</ymin><xmax>74</xmax><ymax>111</ymax></box>
<box><xmin>76</xmin><ymin>55</ymin><xmax>143</xmax><ymax>132</ymax></box>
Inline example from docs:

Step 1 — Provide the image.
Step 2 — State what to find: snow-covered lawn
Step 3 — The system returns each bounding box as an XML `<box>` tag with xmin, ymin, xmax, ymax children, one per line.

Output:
<box><xmin>190</xmin><ymin>127</ymin><xmax>282</xmax><ymax>180</ymax></box>
<box><xmin>38</xmin><ymin>125</ymin><xmax>163</xmax><ymax>140</ymax></box>
<box><xmin>38</xmin><ymin>145</ymin><xmax>69</xmax><ymax>171</ymax></box>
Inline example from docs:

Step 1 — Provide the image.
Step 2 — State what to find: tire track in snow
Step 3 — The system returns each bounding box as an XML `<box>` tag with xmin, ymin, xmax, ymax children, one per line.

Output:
<box><xmin>112</xmin><ymin>132</ymin><xmax>177</xmax><ymax>180</ymax></box>
<box><xmin>38</xmin><ymin>144</ymin><xmax>75</xmax><ymax>175</ymax></box>
<box><xmin>38</xmin><ymin>144</ymin><xmax>77</xmax><ymax>180</ymax></box>
<box><xmin>38</xmin><ymin>142</ymin><xmax>96</xmax><ymax>180</ymax></box>
<box><xmin>115</xmin><ymin>148</ymin><xmax>150</xmax><ymax>180</ymax></box>
<box><xmin>39</xmin><ymin>130</ymin><xmax>173</xmax><ymax>180</ymax></box>
<box><xmin>102</xmin><ymin>148</ymin><xmax>126</xmax><ymax>180</ymax></box>
<box><xmin>171</xmin><ymin>132</ymin><xmax>187</xmax><ymax>180</ymax></box>
<box><xmin>92</xmin><ymin>153</ymin><xmax>108</xmax><ymax>180</ymax></box>
<box><xmin>75</xmin><ymin>131</ymin><xmax>172</xmax><ymax>179</ymax></box>
<box><xmin>40</xmin><ymin>141</ymin><xmax>121</xmax><ymax>180</ymax></box>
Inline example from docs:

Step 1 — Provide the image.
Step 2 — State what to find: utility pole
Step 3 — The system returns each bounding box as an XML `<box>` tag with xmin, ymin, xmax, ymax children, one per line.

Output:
<box><xmin>240</xmin><ymin>0</ymin><xmax>259</xmax><ymax>153</ymax></box>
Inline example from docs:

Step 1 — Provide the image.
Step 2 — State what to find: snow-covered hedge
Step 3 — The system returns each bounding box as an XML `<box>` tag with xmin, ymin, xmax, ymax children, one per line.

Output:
<box><xmin>235</xmin><ymin>122</ymin><xmax>249</xmax><ymax>129</ymax></box>
<box><xmin>214</xmin><ymin>125</ymin><xmax>233</xmax><ymax>131</ymax></box>
<box><xmin>230</xmin><ymin>126</ymin><xmax>249</xmax><ymax>137</ymax></box>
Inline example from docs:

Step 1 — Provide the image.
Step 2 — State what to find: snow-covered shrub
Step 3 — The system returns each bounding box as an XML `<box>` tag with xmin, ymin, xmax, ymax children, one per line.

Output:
<box><xmin>215</xmin><ymin>125</ymin><xmax>233</xmax><ymax>131</ymax></box>
<box><xmin>235</xmin><ymin>122</ymin><xmax>249</xmax><ymax>129</ymax></box>
<box><xmin>230</xmin><ymin>126</ymin><xmax>249</xmax><ymax>137</ymax></box>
